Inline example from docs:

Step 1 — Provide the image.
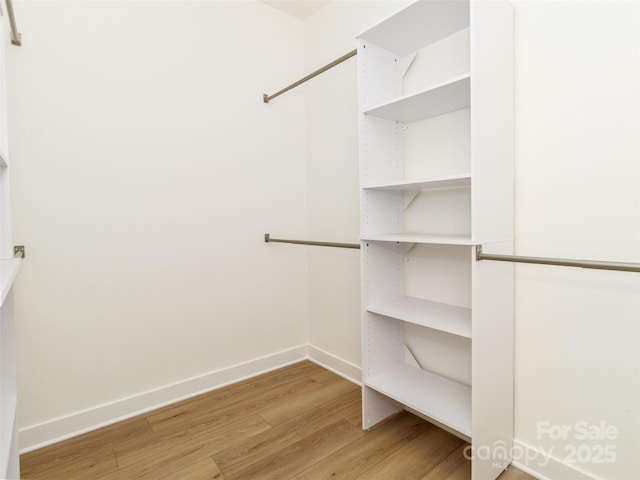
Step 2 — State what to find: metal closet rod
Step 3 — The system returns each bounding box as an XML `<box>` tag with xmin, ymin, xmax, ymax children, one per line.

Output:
<box><xmin>264</xmin><ymin>234</ymin><xmax>360</xmax><ymax>250</ymax></box>
<box><xmin>476</xmin><ymin>246</ymin><xmax>640</xmax><ymax>273</ymax></box>
<box><xmin>263</xmin><ymin>49</ymin><xmax>357</xmax><ymax>104</ymax></box>
<box><xmin>5</xmin><ymin>0</ymin><xmax>21</xmax><ymax>46</ymax></box>
<box><xmin>263</xmin><ymin>237</ymin><xmax>639</xmax><ymax>271</ymax></box>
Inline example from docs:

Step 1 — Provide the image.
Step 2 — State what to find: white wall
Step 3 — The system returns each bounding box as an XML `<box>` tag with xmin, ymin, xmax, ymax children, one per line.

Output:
<box><xmin>304</xmin><ymin>1</ymin><xmax>639</xmax><ymax>480</ymax></box>
<box><xmin>512</xmin><ymin>2</ymin><xmax>639</xmax><ymax>479</ymax></box>
<box><xmin>7</xmin><ymin>0</ymin><xmax>309</xmax><ymax>449</ymax></box>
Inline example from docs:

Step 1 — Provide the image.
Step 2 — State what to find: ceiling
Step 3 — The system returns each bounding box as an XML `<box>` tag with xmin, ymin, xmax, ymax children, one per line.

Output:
<box><xmin>261</xmin><ymin>0</ymin><xmax>331</xmax><ymax>20</ymax></box>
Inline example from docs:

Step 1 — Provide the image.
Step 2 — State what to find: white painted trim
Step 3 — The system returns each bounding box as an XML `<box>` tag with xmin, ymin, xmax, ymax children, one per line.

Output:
<box><xmin>511</xmin><ymin>440</ymin><xmax>602</xmax><ymax>480</ymax></box>
<box><xmin>307</xmin><ymin>344</ymin><xmax>362</xmax><ymax>385</ymax></box>
<box><xmin>19</xmin><ymin>345</ymin><xmax>308</xmax><ymax>453</ymax></box>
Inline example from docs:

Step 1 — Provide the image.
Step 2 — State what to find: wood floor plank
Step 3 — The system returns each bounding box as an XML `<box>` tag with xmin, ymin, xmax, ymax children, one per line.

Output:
<box><xmin>213</xmin><ymin>388</ymin><xmax>361</xmax><ymax>477</ymax></box>
<box><xmin>420</xmin><ymin>444</ymin><xmax>471</xmax><ymax>480</ymax></box>
<box><xmin>355</xmin><ymin>426</ymin><xmax>463</xmax><ymax>480</ymax></box>
<box><xmin>345</xmin><ymin>402</ymin><xmax>363</xmax><ymax>428</ymax></box>
<box><xmin>114</xmin><ymin>414</ymin><xmax>271</xmax><ymax>469</ymax></box>
<box><xmin>146</xmin><ymin>361</ymin><xmax>325</xmax><ymax>432</ymax></box>
<box><xmin>21</xmin><ymin>417</ymin><xmax>152</xmax><ymax>468</ymax></box>
<box><xmin>20</xmin><ymin>361</ymin><xmax>538</xmax><ymax>480</ymax></box>
<box><xmin>98</xmin><ymin>443</ymin><xmax>220</xmax><ymax>480</ymax></box>
<box><xmin>258</xmin><ymin>376</ymin><xmax>359</xmax><ymax>426</ymax></box>
<box><xmin>146</xmin><ymin>375</ymin><xmax>322</xmax><ymax>435</ymax></box>
<box><xmin>294</xmin><ymin>411</ymin><xmax>431</xmax><ymax>480</ymax></box>
<box><xmin>309</xmin><ymin>367</ymin><xmax>348</xmax><ymax>385</ymax></box>
<box><xmin>223</xmin><ymin>419</ymin><xmax>364</xmax><ymax>480</ymax></box>
<box><xmin>21</xmin><ymin>447</ymin><xmax>118</xmax><ymax>480</ymax></box>
<box><xmin>158</xmin><ymin>457</ymin><xmax>224</xmax><ymax>480</ymax></box>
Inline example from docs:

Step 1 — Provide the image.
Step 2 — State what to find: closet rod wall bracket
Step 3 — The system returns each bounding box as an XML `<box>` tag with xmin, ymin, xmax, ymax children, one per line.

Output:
<box><xmin>13</xmin><ymin>245</ymin><xmax>24</xmax><ymax>259</ymax></box>
<box><xmin>10</xmin><ymin>31</ymin><xmax>21</xmax><ymax>46</ymax></box>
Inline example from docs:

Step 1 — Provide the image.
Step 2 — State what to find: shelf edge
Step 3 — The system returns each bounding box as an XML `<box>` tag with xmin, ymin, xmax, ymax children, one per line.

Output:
<box><xmin>362</xmin><ymin>173</ymin><xmax>472</xmax><ymax>191</ymax></box>
<box><xmin>0</xmin><ymin>258</ymin><xmax>22</xmax><ymax>306</ymax></box>
<box><xmin>363</xmin><ymin>72</ymin><xmax>471</xmax><ymax>118</ymax></box>
<box><xmin>367</xmin><ymin>297</ymin><xmax>472</xmax><ymax>338</ymax></box>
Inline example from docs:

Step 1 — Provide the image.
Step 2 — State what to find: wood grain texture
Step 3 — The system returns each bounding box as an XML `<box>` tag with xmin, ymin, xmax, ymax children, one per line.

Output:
<box><xmin>21</xmin><ymin>417</ymin><xmax>152</xmax><ymax>470</ymax></box>
<box><xmin>257</xmin><ymin>375</ymin><xmax>359</xmax><ymax>426</ymax></box>
<box><xmin>159</xmin><ymin>457</ymin><xmax>224</xmax><ymax>480</ymax></box>
<box><xmin>358</xmin><ymin>426</ymin><xmax>465</xmax><ymax>479</ymax></box>
<box><xmin>214</xmin><ymin>390</ymin><xmax>362</xmax><ymax>477</ymax></box>
<box><xmin>20</xmin><ymin>361</ymin><xmax>537</xmax><ymax>480</ymax></box>
<box><xmin>113</xmin><ymin>413</ymin><xmax>271</xmax><ymax>470</ymax></box>
<box><xmin>421</xmin><ymin>444</ymin><xmax>471</xmax><ymax>480</ymax></box>
<box><xmin>294</xmin><ymin>411</ymin><xmax>431</xmax><ymax>480</ymax></box>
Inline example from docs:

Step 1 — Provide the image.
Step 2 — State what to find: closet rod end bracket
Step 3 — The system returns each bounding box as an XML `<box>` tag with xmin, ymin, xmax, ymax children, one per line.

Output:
<box><xmin>14</xmin><ymin>245</ymin><xmax>25</xmax><ymax>259</ymax></box>
<box><xmin>10</xmin><ymin>32</ymin><xmax>21</xmax><ymax>46</ymax></box>
<box><xmin>264</xmin><ymin>233</ymin><xmax>270</xmax><ymax>243</ymax></box>
<box><xmin>263</xmin><ymin>94</ymin><xmax>270</xmax><ymax>104</ymax></box>
<box><xmin>476</xmin><ymin>245</ymin><xmax>483</xmax><ymax>262</ymax></box>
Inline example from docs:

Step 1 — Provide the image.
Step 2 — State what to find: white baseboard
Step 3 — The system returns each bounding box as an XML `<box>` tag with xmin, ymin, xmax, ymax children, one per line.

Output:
<box><xmin>19</xmin><ymin>345</ymin><xmax>308</xmax><ymax>453</ymax></box>
<box><xmin>306</xmin><ymin>344</ymin><xmax>362</xmax><ymax>385</ymax></box>
<box><xmin>511</xmin><ymin>440</ymin><xmax>603</xmax><ymax>480</ymax></box>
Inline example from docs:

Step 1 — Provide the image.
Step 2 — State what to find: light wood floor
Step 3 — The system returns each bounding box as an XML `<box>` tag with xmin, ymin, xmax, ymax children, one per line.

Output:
<box><xmin>21</xmin><ymin>361</ymin><xmax>535</xmax><ymax>480</ymax></box>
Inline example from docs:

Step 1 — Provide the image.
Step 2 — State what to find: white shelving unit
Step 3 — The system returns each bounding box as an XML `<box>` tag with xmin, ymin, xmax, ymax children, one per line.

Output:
<box><xmin>0</xmin><ymin>12</ymin><xmax>21</xmax><ymax>480</ymax></box>
<box><xmin>358</xmin><ymin>1</ymin><xmax>513</xmax><ymax>479</ymax></box>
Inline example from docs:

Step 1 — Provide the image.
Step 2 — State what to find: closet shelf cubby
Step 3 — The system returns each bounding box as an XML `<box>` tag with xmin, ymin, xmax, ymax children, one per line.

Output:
<box><xmin>365</xmin><ymin>364</ymin><xmax>472</xmax><ymax>438</ymax></box>
<box><xmin>367</xmin><ymin>296</ymin><xmax>471</xmax><ymax>339</ymax></box>
<box><xmin>364</xmin><ymin>73</ymin><xmax>470</xmax><ymax>123</ymax></box>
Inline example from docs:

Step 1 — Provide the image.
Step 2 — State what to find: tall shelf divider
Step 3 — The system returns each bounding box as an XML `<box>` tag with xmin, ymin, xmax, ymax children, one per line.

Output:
<box><xmin>357</xmin><ymin>2</ymin><xmax>514</xmax><ymax>479</ymax></box>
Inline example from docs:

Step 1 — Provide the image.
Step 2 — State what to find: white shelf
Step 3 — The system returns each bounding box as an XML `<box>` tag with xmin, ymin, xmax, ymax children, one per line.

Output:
<box><xmin>366</xmin><ymin>364</ymin><xmax>471</xmax><ymax>438</ymax></box>
<box><xmin>362</xmin><ymin>233</ymin><xmax>476</xmax><ymax>246</ymax></box>
<box><xmin>367</xmin><ymin>296</ymin><xmax>471</xmax><ymax>339</ymax></box>
<box><xmin>364</xmin><ymin>74</ymin><xmax>470</xmax><ymax>123</ymax></box>
<box><xmin>363</xmin><ymin>173</ymin><xmax>471</xmax><ymax>191</ymax></box>
<box><xmin>0</xmin><ymin>258</ymin><xmax>22</xmax><ymax>306</ymax></box>
<box><xmin>358</xmin><ymin>0</ymin><xmax>470</xmax><ymax>56</ymax></box>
